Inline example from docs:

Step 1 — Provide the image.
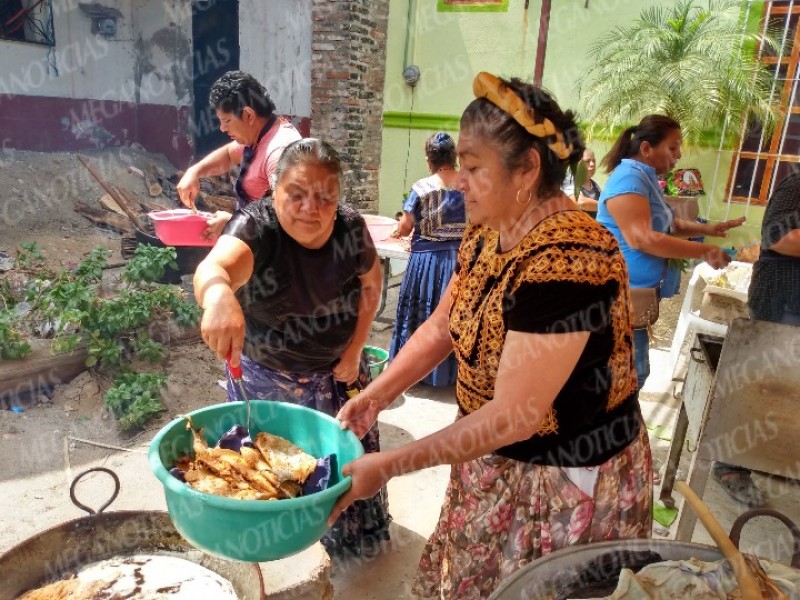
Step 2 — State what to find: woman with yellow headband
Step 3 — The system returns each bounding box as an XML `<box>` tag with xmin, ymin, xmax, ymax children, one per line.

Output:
<box><xmin>330</xmin><ymin>73</ymin><xmax>651</xmax><ymax>597</ymax></box>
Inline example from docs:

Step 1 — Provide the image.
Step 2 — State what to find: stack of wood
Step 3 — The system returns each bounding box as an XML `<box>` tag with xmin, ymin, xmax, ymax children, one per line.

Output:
<box><xmin>162</xmin><ymin>171</ymin><xmax>237</xmax><ymax>213</ymax></box>
<box><xmin>73</xmin><ymin>156</ymin><xmax>238</xmax><ymax>239</ymax></box>
<box><xmin>74</xmin><ymin>155</ymin><xmax>169</xmax><ymax>236</ymax></box>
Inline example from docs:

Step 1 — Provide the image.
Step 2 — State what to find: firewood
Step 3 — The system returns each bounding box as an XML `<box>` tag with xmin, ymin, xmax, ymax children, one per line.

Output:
<box><xmin>200</xmin><ymin>193</ymin><xmax>237</xmax><ymax>213</ymax></box>
<box><xmin>121</xmin><ymin>236</ymin><xmax>137</xmax><ymax>259</ymax></box>
<box><xmin>145</xmin><ymin>163</ymin><xmax>163</xmax><ymax>197</ymax></box>
<box><xmin>77</xmin><ymin>155</ymin><xmax>142</xmax><ymax>231</ymax></box>
<box><xmin>74</xmin><ymin>201</ymin><xmax>135</xmax><ymax>234</ymax></box>
<box><xmin>98</xmin><ymin>193</ymin><xmax>126</xmax><ymax>216</ymax></box>
<box><xmin>113</xmin><ymin>185</ymin><xmax>149</xmax><ymax>218</ymax></box>
<box><xmin>201</xmin><ymin>175</ymin><xmax>235</xmax><ymax>196</ymax></box>
<box><xmin>111</xmin><ymin>185</ymin><xmax>146</xmax><ymax>225</ymax></box>
<box><xmin>137</xmin><ymin>196</ymin><xmax>171</xmax><ymax>213</ymax></box>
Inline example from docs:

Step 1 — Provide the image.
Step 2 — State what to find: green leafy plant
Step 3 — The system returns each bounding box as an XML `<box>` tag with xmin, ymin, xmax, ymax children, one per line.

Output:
<box><xmin>122</xmin><ymin>244</ymin><xmax>178</xmax><ymax>284</ymax></box>
<box><xmin>668</xmin><ymin>258</ymin><xmax>691</xmax><ymax>273</ymax></box>
<box><xmin>2</xmin><ymin>243</ymin><xmax>200</xmax><ymax>430</ymax></box>
<box><xmin>579</xmin><ymin>0</ymin><xmax>782</xmax><ymax>145</ymax></box>
<box><xmin>569</xmin><ymin>160</ymin><xmax>589</xmax><ymax>201</ymax></box>
<box><xmin>0</xmin><ymin>310</ymin><xmax>31</xmax><ymax>359</ymax></box>
<box><xmin>0</xmin><ymin>279</ymin><xmax>16</xmax><ymax>311</ymax></box>
<box><xmin>14</xmin><ymin>242</ymin><xmax>44</xmax><ymax>271</ymax></box>
<box><xmin>104</xmin><ymin>372</ymin><xmax>168</xmax><ymax>430</ymax></box>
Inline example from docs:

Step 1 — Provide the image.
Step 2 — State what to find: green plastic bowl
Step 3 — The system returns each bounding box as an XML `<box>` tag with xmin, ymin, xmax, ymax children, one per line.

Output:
<box><xmin>364</xmin><ymin>346</ymin><xmax>389</xmax><ymax>380</ymax></box>
<box><xmin>149</xmin><ymin>401</ymin><xmax>363</xmax><ymax>562</ymax></box>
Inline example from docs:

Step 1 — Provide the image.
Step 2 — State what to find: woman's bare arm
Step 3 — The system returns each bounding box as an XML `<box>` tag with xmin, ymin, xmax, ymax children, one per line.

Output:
<box><xmin>607</xmin><ymin>194</ymin><xmax>729</xmax><ymax>267</ymax></box>
<box><xmin>396</xmin><ymin>211</ymin><xmax>415</xmax><ymax>237</ymax></box>
<box><xmin>332</xmin><ymin>258</ymin><xmax>383</xmax><ymax>383</ymax></box>
<box><xmin>193</xmin><ymin>235</ymin><xmax>255</xmax><ymax>366</ymax></box>
<box><xmin>329</xmin><ymin>329</ymin><xmax>589</xmax><ymax>522</ymax></box>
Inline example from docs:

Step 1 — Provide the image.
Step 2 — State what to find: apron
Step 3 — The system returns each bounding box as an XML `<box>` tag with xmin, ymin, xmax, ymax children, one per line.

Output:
<box><xmin>233</xmin><ymin>114</ymin><xmax>277</xmax><ymax>210</ymax></box>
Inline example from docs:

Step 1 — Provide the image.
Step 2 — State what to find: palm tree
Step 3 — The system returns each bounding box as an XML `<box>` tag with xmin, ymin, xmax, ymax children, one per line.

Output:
<box><xmin>579</xmin><ymin>0</ymin><xmax>782</xmax><ymax>144</ymax></box>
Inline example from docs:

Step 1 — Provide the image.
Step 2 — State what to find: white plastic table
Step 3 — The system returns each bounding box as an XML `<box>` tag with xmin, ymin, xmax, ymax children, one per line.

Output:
<box><xmin>373</xmin><ymin>238</ymin><xmax>410</xmax><ymax>324</ymax></box>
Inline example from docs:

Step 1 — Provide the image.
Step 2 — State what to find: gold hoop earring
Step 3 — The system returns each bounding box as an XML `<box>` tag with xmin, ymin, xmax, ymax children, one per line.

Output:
<box><xmin>516</xmin><ymin>187</ymin><xmax>532</xmax><ymax>206</ymax></box>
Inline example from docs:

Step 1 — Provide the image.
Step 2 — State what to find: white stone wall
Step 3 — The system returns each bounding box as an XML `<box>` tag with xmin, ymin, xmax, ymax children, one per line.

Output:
<box><xmin>239</xmin><ymin>0</ymin><xmax>312</xmax><ymax>119</ymax></box>
<box><xmin>0</xmin><ymin>0</ymin><xmax>190</xmax><ymax>108</ymax></box>
<box><xmin>130</xmin><ymin>0</ymin><xmax>192</xmax><ymax>107</ymax></box>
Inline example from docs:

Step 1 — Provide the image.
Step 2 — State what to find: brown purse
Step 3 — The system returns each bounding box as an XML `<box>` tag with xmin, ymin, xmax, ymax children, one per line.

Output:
<box><xmin>630</xmin><ymin>286</ymin><xmax>660</xmax><ymax>329</ymax></box>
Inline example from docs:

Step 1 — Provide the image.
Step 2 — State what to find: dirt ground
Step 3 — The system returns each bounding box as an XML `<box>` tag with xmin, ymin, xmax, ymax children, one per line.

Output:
<box><xmin>4</xmin><ymin>148</ymin><xmax>798</xmax><ymax>598</ymax></box>
<box><xmin>0</xmin><ymin>144</ymin><xmax>687</xmax><ymax>548</ymax></box>
<box><xmin>0</xmin><ymin>146</ymin><xmax>242</xmax><ymax>541</ymax></box>
<box><xmin>0</xmin><ymin>146</ymin><xmax>178</xmax><ymax>270</ymax></box>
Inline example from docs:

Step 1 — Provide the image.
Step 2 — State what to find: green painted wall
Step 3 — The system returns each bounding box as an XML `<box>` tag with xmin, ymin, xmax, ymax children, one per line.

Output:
<box><xmin>378</xmin><ymin>0</ymin><xmax>765</xmax><ymax>248</ymax></box>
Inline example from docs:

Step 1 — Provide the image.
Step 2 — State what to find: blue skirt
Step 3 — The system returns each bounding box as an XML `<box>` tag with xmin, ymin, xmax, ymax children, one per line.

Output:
<box><xmin>390</xmin><ymin>247</ymin><xmax>458</xmax><ymax>387</ymax></box>
<box><xmin>226</xmin><ymin>353</ymin><xmax>392</xmax><ymax>559</ymax></box>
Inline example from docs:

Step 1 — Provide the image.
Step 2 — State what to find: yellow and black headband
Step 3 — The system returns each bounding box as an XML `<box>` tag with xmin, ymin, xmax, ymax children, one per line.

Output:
<box><xmin>472</xmin><ymin>71</ymin><xmax>573</xmax><ymax>161</ymax></box>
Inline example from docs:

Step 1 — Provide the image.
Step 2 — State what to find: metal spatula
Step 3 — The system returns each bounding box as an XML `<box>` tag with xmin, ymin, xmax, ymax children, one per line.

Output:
<box><xmin>226</xmin><ymin>356</ymin><xmax>252</xmax><ymax>437</ymax></box>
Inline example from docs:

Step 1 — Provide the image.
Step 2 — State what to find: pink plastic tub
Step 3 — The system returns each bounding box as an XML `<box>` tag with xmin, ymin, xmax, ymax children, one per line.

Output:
<box><xmin>148</xmin><ymin>209</ymin><xmax>217</xmax><ymax>247</ymax></box>
<box><xmin>362</xmin><ymin>214</ymin><xmax>397</xmax><ymax>242</ymax></box>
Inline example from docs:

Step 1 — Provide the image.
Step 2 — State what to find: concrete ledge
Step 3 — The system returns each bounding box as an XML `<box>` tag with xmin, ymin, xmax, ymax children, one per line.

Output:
<box><xmin>260</xmin><ymin>542</ymin><xmax>332</xmax><ymax>600</ymax></box>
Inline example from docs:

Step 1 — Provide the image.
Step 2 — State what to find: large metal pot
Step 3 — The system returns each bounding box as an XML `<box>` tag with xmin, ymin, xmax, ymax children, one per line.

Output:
<box><xmin>0</xmin><ymin>468</ymin><xmax>265</xmax><ymax>600</ymax></box>
<box><xmin>489</xmin><ymin>509</ymin><xmax>800</xmax><ymax>600</ymax></box>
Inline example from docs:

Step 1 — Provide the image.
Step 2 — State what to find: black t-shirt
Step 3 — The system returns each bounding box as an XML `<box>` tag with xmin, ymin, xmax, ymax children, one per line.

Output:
<box><xmin>224</xmin><ymin>201</ymin><xmax>378</xmax><ymax>373</ymax></box>
<box><xmin>580</xmin><ymin>179</ymin><xmax>601</xmax><ymax>219</ymax></box>
<box><xmin>749</xmin><ymin>173</ymin><xmax>800</xmax><ymax>322</ymax></box>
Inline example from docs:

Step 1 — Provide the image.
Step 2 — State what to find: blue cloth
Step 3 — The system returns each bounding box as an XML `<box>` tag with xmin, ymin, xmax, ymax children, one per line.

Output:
<box><xmin>302</xmin><ymin>454</ymin><xmax>336</xmax><ymax>495</ymax></box>
<box><xmin>597</xmin><ymin>159</ymin><xmax>674</xmax><ymax>289</ymax></box>
<box><xmin>403</xmin><ymin>175</ymin><xmax>466</xmax><ymax>253</ymax></box>
<box><xmin>633</xmin><ymin>328</ymin><xmax>650</xmax><ymax>390</ymax></box>
<box><xmin>390</xmin><ymin>248</ymin><xmax>459</xmax><ymax>386</ymax></box>
<box><xmin>391</xmin><ymin>175</ymin><xmax>466</xmax><ymax>387</ymax></box>
<box><xmin>661</xmin><ymin>265</ymin><xmax>682</xmax><ymax>299</ymax></box>
<box><xmin>226</xmin><ymin>353</ymin><xmax>392</xmax><ymax>559</ymax></box>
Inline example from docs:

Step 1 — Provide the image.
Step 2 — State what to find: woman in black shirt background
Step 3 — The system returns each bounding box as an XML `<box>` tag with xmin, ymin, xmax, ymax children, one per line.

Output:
<box><xmin>193</xmin><ymin>138</ymin><xmax>391</xmax><ymax>559</ymax></box>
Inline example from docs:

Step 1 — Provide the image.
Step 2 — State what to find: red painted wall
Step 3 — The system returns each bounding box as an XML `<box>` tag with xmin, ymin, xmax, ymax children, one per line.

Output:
<box><xmin>0</xmin><ymin>94</ymin><xmax>311</xmax><ymax>168</ymax></box>
<box><xmin>0</xmin><ymin>94</ymin><xmax>193</xmax><ymax>167</ymax></box>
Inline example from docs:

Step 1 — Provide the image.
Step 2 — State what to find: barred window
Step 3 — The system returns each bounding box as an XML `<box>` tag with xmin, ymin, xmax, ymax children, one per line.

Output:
<box><xmin>728</xmin><ymin>1</ymin><xmax>800</xmax><ymax>206</ymax></box>
<box><xmin>0</xmin><ymin>0</ymin><xmax>55</xmax><ymax>46</ymax></box>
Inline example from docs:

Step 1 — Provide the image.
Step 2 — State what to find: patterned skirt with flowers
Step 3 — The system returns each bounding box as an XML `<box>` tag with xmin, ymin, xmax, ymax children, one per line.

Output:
<box><xmin>412</xmin><ymin>422</ymin><xmax>652</xmax><ymax>599</ymax></box>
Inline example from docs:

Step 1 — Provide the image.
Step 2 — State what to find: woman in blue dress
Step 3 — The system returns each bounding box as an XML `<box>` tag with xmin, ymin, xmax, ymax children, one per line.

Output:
<box><xmin>389</xmin><ymin>132</ymin><xmax>467</xmax><ymax>387</ymax></box>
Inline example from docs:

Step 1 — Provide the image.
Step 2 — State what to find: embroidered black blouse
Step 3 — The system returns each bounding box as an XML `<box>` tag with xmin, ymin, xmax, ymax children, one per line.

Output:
<box><xmin>449</xmin><ymin>210</ymin><xmax>640</xmax><ymax>466</ymax></box>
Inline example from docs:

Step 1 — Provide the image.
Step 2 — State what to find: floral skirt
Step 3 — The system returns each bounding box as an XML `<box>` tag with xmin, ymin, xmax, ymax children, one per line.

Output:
<box><xmin>412</xmin><ymin>421</ymin><xmax>652</xmax><ymax>599</ymax></box>
<box><xmin>226</xmin><ymin>353</ymin><xmax>392</xmax><ymax>559</ymax></box>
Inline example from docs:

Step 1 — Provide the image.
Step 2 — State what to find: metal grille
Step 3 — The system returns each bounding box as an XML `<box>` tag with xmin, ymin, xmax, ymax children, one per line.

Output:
<box><xmin>725</xmin><ymin>0</ymin><xmax>800</xmax><ymax>209</ymax></box>
<box><xmin>0</xmin><ymin>0</ymin><xmax>55</xmax><ymax>47</ymax></box>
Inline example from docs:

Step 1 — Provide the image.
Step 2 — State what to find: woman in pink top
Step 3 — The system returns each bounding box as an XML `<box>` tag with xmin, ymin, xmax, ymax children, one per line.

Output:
<box><xmin>177</xmin><ymin>70</ymin><xmax>301</xmax><ymax>238</ymax></box>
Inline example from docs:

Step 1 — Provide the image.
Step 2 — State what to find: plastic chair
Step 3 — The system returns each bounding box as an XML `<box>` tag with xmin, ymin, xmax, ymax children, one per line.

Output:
<box><xmin>669</xmin><ymin>262</ymin><xmax>730</xmax><ymax>381</ymax></box>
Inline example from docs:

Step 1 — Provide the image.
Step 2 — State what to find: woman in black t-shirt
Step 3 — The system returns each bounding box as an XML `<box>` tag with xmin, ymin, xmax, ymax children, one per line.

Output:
<box><xmin>193</xmin><ymin>138</ymin><xmax>391</xmax><ymax>559</ymax></box>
